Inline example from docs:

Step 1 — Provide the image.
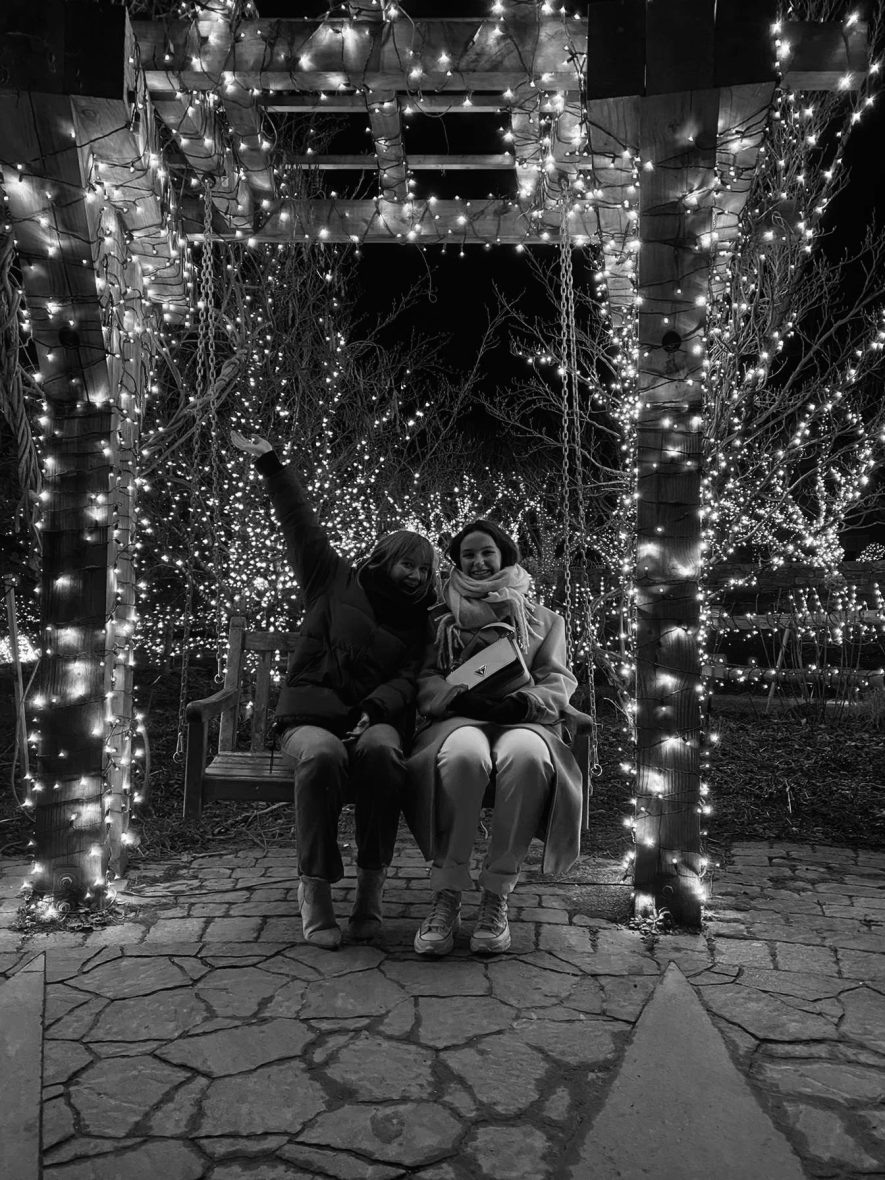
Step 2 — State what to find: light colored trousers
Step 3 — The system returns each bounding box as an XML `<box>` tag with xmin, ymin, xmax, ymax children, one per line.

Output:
<box><xmin>431</xmin><ymin>725</ymin><xmax>554</xmax><ymax>897</ymax></box>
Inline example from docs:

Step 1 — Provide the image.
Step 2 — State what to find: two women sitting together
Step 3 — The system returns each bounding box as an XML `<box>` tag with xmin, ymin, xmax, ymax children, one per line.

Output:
<box><xmin>231</xmin><ymin>432</ymin><xmax>583</xmax><ymax>956</ymax></box>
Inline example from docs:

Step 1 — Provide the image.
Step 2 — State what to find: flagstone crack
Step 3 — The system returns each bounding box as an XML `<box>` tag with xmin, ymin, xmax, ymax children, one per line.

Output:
<box><xmin>5</xmin><ymin>842</ymin><xmax>885</xmax><ymax>1180</ymax></box>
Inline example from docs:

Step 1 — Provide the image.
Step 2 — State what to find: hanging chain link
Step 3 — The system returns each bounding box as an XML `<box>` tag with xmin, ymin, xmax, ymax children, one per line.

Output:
<box><xmin>202</xmin><ymin>184</ymin><xmax>226</xmax><ymax>682</ymax></box>
<box><xmin>560</xmin><ymin>199</ymin><xmax>602</xmax><ymax>777</ymax></box>
<box><xmin>558</xmin><ymin>206</ymin><xmax>574</xmax><ymax>662</ymax></box>
<box><xmin>173</xmin><ymin>183</ymin><xmax>215</xmax><ymax>761</ymax></box>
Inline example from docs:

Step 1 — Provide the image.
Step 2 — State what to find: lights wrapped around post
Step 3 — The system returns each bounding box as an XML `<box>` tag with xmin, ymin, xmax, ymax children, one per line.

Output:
<box><xmin>624</xmin><ymin>10</ymin><xmax>729</xmax><ymax>925</ymax></box>
<box><xmin>0</xmin><ymin>6</ymin><xmax>154</xmax><ymax>902</ymax></box>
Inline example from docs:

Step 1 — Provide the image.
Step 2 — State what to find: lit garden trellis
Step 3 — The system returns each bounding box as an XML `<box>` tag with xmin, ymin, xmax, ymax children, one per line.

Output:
<box><xmin>0</xmin><ymin>0</ymin><xmax>870</xmax><ymax>921</ymax></box>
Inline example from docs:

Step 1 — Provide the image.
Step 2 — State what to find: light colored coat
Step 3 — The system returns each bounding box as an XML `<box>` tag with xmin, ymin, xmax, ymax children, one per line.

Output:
<box><xmin>404</xmin><ymin>603</ymin><xmax>584</xmax><ymax>876</ymax></box>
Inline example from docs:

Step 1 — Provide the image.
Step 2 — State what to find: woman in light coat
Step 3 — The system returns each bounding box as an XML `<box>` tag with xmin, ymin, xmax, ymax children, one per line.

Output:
<box><xmin>405</xmin><ymin>518</ymin><xmax>583</xmax><ymax>956</ymax></box>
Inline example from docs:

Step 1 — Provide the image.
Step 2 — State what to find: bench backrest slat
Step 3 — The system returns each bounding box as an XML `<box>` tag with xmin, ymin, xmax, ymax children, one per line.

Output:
<box><xmin>251</xmin><ymin>650</ymin><xmax>274</xmax><ymax>750</ymax></box>
<box><xmin>244</xmin><ymin>632</ymin><xmax>301</xmax><ymax>652</ymax></box>
<box><xmin>217</xmin><ymin>617</ymin><xmax>303</xmax><ymax>754</ymax></box>
<box><xmin>218</xmin><ymin>616</ymin><xmax>247</xmax><ymax>752</ymax></box>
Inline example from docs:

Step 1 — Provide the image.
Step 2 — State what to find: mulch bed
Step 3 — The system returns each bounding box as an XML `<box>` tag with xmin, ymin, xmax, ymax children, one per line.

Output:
<box><xmin>2</xmin><ymin>668</ymin><xmax>884</xmax><ymax>870</ymax></box>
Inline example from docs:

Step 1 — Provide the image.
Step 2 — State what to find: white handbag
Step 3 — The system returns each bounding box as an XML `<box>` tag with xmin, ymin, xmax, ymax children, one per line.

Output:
<box><xmin>446</xmin><ymin>628</ymin><xmax>532</xmax><ymax>699</ymax></box>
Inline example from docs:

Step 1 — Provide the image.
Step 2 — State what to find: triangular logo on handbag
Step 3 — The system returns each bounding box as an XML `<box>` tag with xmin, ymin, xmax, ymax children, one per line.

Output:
<box><xmin>474</xmin><ymin>665</ymin><xmax>487</xmax><ymax>677</ymax></box>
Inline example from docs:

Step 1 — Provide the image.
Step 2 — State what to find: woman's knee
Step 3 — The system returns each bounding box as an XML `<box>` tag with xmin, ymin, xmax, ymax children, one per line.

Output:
<box><xmin>352</xmin><ymin>723</ymin><xmax>405</xmax><ymax>770</ymax></box>
<box><xmin>437</xmin><ymin>726</ymin><xmax>494</xmax><ymax>780</ymax></box>
<box><xmin>281</xmin><ymin>726</ymin><xmax>348</xmax><ymax>774</ymax></box>
<box><xmin>493</xmin><ymin>729</ymin><xmax>553</xmax><ymax>782</ymax></box>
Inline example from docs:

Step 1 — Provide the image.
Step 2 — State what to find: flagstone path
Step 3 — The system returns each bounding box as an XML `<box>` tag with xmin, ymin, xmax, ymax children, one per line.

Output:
<box><xmin>1</xmin><ymin>838</ymin><xmax>884</xmax><ymax>1179</ymax></box>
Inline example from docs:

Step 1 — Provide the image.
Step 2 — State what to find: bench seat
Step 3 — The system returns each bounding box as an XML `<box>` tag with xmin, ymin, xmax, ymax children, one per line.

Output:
<box><xmin>184</xmin><ymin>616</ymin><xmax>598</xmax><ymax>826</ymax></box>
<box><xmin>201</xmin><ymin>751</ymin><xmax>293</xmax><ymax>806</ymax></box>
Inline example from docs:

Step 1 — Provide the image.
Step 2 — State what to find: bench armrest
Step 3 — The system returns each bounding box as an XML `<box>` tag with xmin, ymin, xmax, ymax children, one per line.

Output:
<box><xmin>564</xmin><ymin>707</ymin><xmax>596</xmax><ymax>737</ymax></box>
<box><xmin>185</xmin><ymin>686</ymin><xmax>239</xmax><ymax>722</ymax></box>
<box><xmin>184</xmin><ymin>685</ymin><xmax>240</xmax><ymax>820</ymax></box>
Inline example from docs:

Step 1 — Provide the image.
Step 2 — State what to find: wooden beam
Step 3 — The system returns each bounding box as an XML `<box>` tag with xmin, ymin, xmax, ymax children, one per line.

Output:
<box><xmin>22</xmin><ymin>8</ymin><xmax>191</xmax><ymax>316</ymax></box>
<box><xmin>184</xmin><ymin>197</ymin><xmax>598</xmax><ymax>244</ymax></box>
<box><xmin>287</xmin><ymin>153</ymin><xmax>516</xmax><ymax>170</ymax></box>
<box><xmin>704</xmin><ymin>662</ymin><xmax>884</xmax><ymax>690</ymax></box>
<box><xmin>708</xmin><ymin>608</ymin><xmax>885</xmax><ymax>631</ymax></box>
<box><xmin>149</xmin><ymin>5</ymin><xmax>275</xmax><ymax>225</ymax></box>
<box><xmin>550</xmin><ymin>101</ymin><xmax>586</xmax><ymax>193</ymax></box>
<box><xmin>69</xmin><ymin>68</ymin><xmax>189</xmax><ymax>315</ymax></box>
<box><xmin>260</xmin><ymin>92</ymin><xmax>585</xmax><ymax>115</ymax></box>
<box><xmin>508</xmin><ymin>91</ymin><xmax>589</xmax><ymax>215</ymax></box>
<box><xmin>585</xmin><ymin>95</ymin><xmax>641</xmax><ymax>327</ymax></box>
<box><xmin>220</xmin><ymin>82</ymin><xmax>275</xmax><ymax>197</ymax></box>
<box><xmin>134</xmin><ymin>16</ymin><xmax>866</xmax><ymax>99</ymax></box>
<box><xmin>150</xmin><ymin>91</ymin><xmax>258</xmax><ymax>232</ymax></box>
<box><xmin>132</xmin><ymin>16</ymin><xmax>586</xmax><ymax>94</ymax></box>
<box><xmin>367</xmin><ymin>93</ymin><xmax>408</xmax><ymax>201</ymax></box>
<box><xmin>181</xmin><ymin>9</ymin><xmax>275</xmax><ymax>196</ymax></box>
<box><xmin>510</xmin><ymin>98</ymin><xmax>544</xmax><ymax>207</ymax></box>
<box><xmin>354</xmin><ymin>4</ymin><xmax>408</xmax><ymax>203</ymax></box>
<box><xmin>152</xmin><ymin>93</ymin><xmax>228</xmax><ymax>175</ymax></box>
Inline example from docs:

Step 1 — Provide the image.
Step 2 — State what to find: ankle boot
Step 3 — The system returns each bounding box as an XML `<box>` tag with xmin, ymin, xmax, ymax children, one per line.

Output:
<box><xmin>348</xmin><ymin>867</ymin><xmax>386</xmax><ymax>940</ymax></box>
<box><xmin>297</xmin><ymin>876</ymin><xmax>341</xmax><ymax>950</ymax></box>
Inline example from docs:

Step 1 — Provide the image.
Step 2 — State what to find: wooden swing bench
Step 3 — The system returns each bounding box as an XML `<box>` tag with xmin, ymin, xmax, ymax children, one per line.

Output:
<box><xmin>184</xmin><ymin>615</ymin><xmax>597</xmax><ymax>824</ymax></box>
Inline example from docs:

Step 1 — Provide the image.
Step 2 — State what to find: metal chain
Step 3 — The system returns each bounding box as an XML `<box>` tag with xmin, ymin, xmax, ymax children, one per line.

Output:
<box><xmin>558</xmin><ymin>205</ymin><xmax>573</xmax><ymax>663</ymax></box>
<box><xmin>202</xmin><ymin>184</ymin><xmax>226</xmax><ymax>682</ymax></box>
<box><xmin>173</xmin><ymin>185</ymin><xmax>213</xmax><ymax>761</ymax></box>
<box><xmin>560</xmin><ymin>200</ymin><xmax>602</xmax><ymax>776</ymax></box>
<box><xmin>173</xmin><ymin>441</ymin><xmax>201</xmax><ymax>760</ymax></box>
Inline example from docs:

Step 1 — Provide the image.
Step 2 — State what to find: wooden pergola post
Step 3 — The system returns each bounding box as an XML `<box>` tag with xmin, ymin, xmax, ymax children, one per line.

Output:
<box><xmin>585</xmin><ymin>0</ymin><xmax>866</xmax><ymax>922</ymax></box>
<box><xmin>630</xmin><ymin>73</ymin><xmax>722</xmax><ymax>923</ymax></box>
<box><xmin>0</xmin><ymin>1</ymin><xmax>177</xmax><ymax>899</ymax></box>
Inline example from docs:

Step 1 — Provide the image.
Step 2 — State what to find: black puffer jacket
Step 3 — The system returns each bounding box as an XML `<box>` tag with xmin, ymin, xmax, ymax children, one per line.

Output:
<box><xmin>256</xmin><ymin>451</ymin><xmax>433</xmax><ymax>739</ymax></box>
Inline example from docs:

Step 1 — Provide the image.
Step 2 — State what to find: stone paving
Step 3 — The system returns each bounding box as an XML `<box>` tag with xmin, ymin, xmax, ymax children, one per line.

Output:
<box><xmin>0</xmin><ymin>837</ymin><xmax>884</xmax><ymax>1179</ymax></box>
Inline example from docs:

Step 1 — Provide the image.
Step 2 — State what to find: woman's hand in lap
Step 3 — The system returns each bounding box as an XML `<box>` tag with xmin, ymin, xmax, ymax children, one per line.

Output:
<box><xmin>454</xmin><ymin>692</ymin><xmax>530</xmax><ymax>725</ymax></box>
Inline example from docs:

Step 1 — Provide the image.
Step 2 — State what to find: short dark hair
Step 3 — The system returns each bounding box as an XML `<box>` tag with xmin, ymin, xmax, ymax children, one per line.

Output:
<box><xmin>447</xmin><ymin>518</ymin><xmax>520</xmax><ymax>569</ymax></box>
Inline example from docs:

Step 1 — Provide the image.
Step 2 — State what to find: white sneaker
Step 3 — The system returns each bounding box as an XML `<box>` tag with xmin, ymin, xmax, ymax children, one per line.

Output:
<box><xmin>414</xmin><ymin>889</ymin><xmax>462</xmax><ymax>956</ymax></box>
<box><xmin>469</xmin><ymin>889</ymin><xmax>511</xmax><ymax>954</ymax></box>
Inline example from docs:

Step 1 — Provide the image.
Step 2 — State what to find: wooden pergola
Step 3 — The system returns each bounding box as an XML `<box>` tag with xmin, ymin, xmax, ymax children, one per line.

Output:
<box><xmin>0</xmin><ymin>0</ymin><xmax>868</xmax><ymax>919</ymax></box>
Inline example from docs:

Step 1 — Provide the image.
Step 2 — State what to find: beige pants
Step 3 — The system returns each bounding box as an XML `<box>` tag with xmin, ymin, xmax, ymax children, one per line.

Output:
<box><xmin>431</xmin><ymin>725</ymin><xmax>553</xmax><ymax>897</ymax></box>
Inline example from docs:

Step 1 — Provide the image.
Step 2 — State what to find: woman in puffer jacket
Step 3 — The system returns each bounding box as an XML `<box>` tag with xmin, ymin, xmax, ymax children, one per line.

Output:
<box><xmin>405</xmin><ymin>518</ymin><xmax>583</xmax><ymax>957</ymax></box>
<box><xmin>232</xmin><ymin>431</ymin><xmax>437</xmax><ymax>950</ymax></box>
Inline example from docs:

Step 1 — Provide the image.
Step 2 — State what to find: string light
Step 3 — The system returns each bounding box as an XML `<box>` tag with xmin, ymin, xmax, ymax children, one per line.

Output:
<box><xmin>3</xmin><ymin>1</ymin><xmax>882</xmax><ymax>918</ymax></box>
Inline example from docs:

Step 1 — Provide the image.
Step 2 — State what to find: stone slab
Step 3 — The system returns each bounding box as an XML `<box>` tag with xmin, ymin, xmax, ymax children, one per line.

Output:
<box><xmin>568</xmin><ymin>963</ymin><xmax>807</xmax><ymax>1180</ymax></box>
<box><xmin>0</xmin><ymin>953</ymin><xmax>44</xmax><ymax>1180</ymax></box>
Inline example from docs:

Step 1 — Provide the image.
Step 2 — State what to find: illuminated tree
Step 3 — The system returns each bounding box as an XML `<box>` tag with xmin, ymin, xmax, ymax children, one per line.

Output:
<box><xmin>473</xmin><ymin>50</ymin><xmax>885</xmax><ymax>651</ymax></box>
<box><xmin>701</xmin><ymin>85</ymin><xmax>885</xmax><ymax>571</ymax></box>
<box><xmin>135</xmin><ymin>231</ymin><xmax>514</xmax><ymax>668</ymax></box>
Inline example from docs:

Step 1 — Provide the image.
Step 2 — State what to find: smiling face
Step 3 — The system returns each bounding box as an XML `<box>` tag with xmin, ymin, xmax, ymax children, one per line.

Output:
<box><xmin>458</xmin><ymin>531</ymin><xmax>503</xmax><ymax>580</ymax></box>
<box><xmin>388</xmin><ymin>556</ymin><xmax>431</xmax><ymax>591</ymax></box>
